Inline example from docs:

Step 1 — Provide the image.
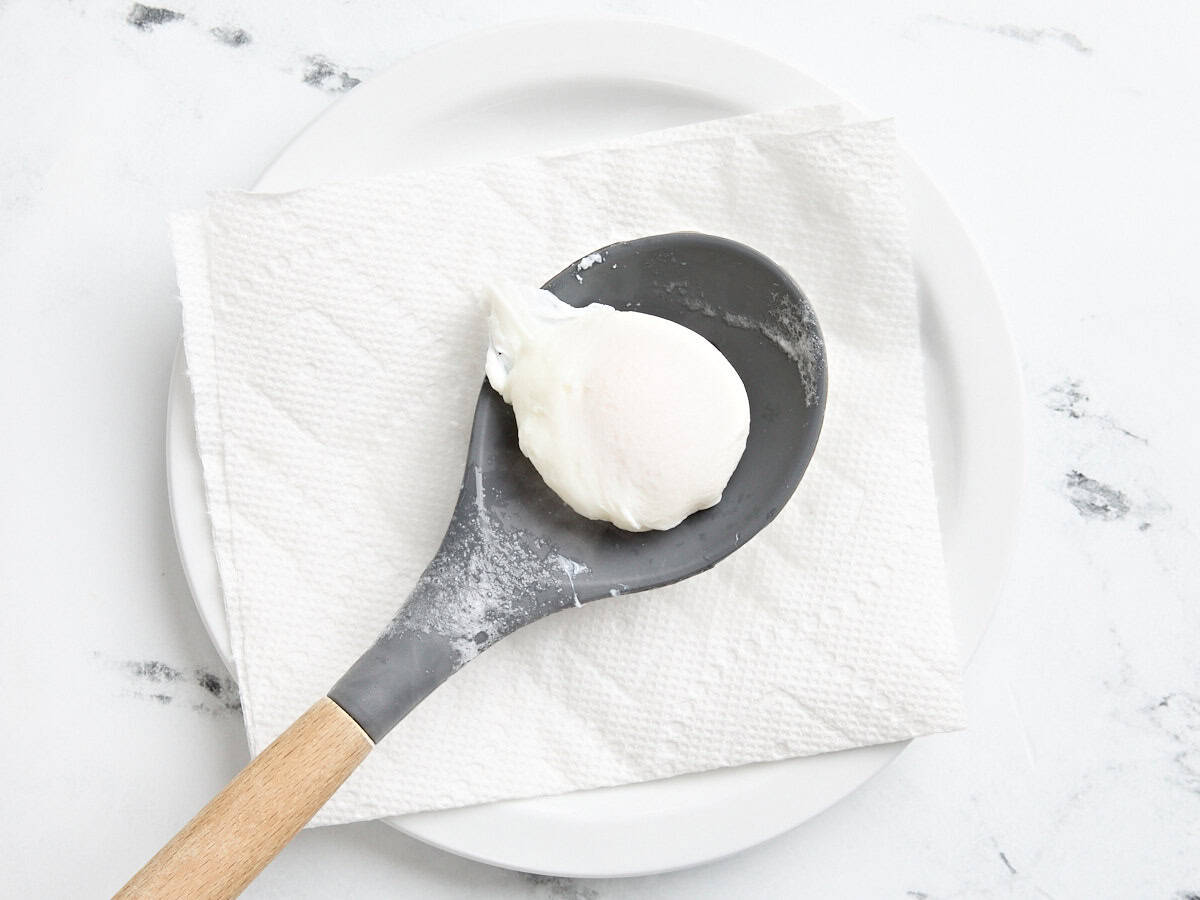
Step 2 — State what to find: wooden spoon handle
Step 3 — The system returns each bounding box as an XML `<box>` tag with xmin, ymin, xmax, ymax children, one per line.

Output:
<box><xmin>115</xmin><ymin>698</ymin><xmax>373</xmax><ymax>899</ymax></box>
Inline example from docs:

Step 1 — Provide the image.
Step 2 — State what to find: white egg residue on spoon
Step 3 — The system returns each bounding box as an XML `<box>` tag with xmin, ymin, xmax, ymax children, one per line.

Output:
<box><xmin>484</xmin><ymin>283</ymin><xmax>751</xmax><ymax>532</ymax></box>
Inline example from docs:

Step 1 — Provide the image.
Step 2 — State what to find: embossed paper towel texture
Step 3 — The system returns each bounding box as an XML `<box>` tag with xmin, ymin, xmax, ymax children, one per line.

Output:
<box><xmin>173</xmin><ymin>110</ymin><xmax>964</xmax><ymax>825</ymax></box>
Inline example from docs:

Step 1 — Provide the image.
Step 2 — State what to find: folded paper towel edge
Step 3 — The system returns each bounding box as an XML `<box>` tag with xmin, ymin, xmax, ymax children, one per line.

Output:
<box><xmin>168</xmin><ymin>208</ymin><xmax>261</xmax><ymax>747</ymax></box>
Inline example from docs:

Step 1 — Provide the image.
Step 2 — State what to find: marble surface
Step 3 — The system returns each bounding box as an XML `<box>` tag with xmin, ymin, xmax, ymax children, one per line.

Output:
<box><xmin>1</xmin><ymin>1</ymin><xmax>1197</xmax><ymax>896</ymax></box>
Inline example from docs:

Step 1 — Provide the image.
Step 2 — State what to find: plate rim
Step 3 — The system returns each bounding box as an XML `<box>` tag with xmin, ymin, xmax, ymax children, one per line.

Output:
<box><xmin>165</xmin><ymin>15</ymin><xmax>1025</xmax><ymax>878</ymax></box>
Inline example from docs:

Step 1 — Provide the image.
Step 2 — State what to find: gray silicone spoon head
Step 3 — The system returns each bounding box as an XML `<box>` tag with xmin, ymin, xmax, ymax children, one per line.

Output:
<box><xmin>330</xmin><ymin>232</ymin><xmax>827</xmax><ymax>742</ymax></box>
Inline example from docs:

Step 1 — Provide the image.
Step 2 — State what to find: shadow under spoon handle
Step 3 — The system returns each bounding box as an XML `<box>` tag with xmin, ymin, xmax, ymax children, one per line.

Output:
<box><xmin>114</xmin><ymin>697</ymin><xmax>373</xmax><ymax>900</ymax></box>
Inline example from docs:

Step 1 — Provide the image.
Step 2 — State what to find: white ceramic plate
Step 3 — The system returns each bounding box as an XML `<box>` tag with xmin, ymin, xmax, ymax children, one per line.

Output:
<box><xmin>166</xmin><ymin>18</ymin><xmax>1024</xmax><ymax>878</ymax></box>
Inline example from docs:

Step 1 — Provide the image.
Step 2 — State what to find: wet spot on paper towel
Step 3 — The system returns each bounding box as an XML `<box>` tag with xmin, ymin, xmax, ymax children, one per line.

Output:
<box><xmin>1063</xmin><ymin>470</ymin><xmax>1130</xmax><ymax>521</ymax></box>
<box><xmin>210</xmin><ymin>26</ymin><xmax>251</xmax><ymax>47</ymax></box>
<box><xmin>126</xmin><ymin>4</ymin><xmax>184</xmax><ymax>31</ymax></box>
<box><xmin>100</xmin><ymin>655</ymin><xmax>241</xmax><ymax>715</ymax></box>
<box><xmin>302</xmin><ymin>55</ymin><xmax>361</xmax><ymax>93</ymax></box>
<box><xmin>520</xmin><ymin>873</ymin><xmax>600</xmax><ymax>900</ymax></box>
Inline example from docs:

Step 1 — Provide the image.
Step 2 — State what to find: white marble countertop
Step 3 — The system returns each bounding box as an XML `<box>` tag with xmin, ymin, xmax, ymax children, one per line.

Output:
<box><xmin>2</xmin><ymin>1</ymin><xmax>1198</xmax><ymax>897</ymax></box>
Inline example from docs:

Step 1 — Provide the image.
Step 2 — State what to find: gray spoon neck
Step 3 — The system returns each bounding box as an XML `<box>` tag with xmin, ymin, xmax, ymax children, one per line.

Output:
<box><xmin>328</xmin><ymin>475</ymin><xmax>583</xmax><ymax>743</ymax></box>
<box><xmin>326</xmin><ymin>620</ymin><xmax>458</xmax><ymax>745</ymax></box>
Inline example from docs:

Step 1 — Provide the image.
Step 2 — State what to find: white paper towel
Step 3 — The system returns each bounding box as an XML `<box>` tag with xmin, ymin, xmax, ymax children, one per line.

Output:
<box><xmin>172</xmin><ymin>108</ymin><xmax>965</xmax><ymax>826</ymax></box>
